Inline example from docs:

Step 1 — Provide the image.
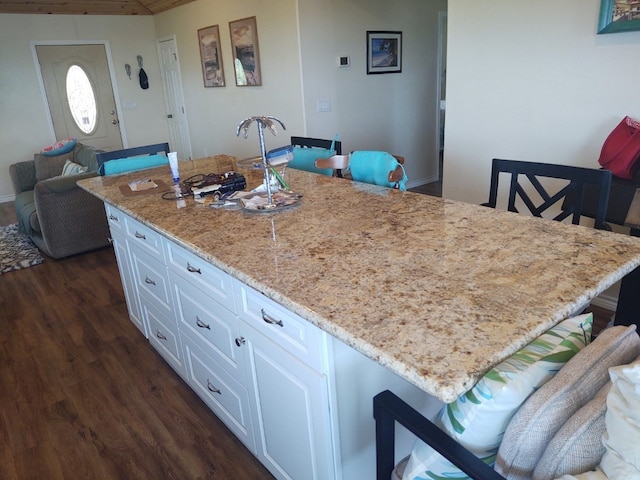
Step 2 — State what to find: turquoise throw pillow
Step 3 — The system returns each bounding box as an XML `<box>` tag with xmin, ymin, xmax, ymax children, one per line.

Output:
<box><xmin>102</xmin><ymin>154</ymin><xmax>169</xmax><ymax>176</ymax></box>
<box><xmin>289</xmin><ymin>147</ymin><xmax>335</xmax><ymax>176</ymax></box>
<box><xmin>41</xmin><ymin>137</ymin><xmax>77</xmax><ymax>156</ymax></box>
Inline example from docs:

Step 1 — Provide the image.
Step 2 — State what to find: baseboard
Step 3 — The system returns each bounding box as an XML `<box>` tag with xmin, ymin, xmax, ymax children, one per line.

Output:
<box><xmin>406</xmin><ymin>175</ymin><xmax>439</xmax><ymax>189</ymax></box>
<box><xmin>590</xmin><ymin>292</ymin><xmax>618</xmax><ymax>312</ymax></box>
<box><xmin>0</xmin><ymin>193</ymin><xmax>15</xmax><ymax>203</ymax></box>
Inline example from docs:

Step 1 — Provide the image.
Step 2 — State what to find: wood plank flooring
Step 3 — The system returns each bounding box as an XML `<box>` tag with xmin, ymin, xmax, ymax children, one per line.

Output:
<box><xmin>0</xmin><ymin>203</ymin><xmax>274</xmax><ymax>480</ymax></box>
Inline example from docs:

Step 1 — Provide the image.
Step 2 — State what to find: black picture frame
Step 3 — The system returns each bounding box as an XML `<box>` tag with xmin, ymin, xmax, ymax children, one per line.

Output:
<box><xmin>366</xmin><ymin>31</ymin><xmax>402</xmax><ymax>75</ymax></box>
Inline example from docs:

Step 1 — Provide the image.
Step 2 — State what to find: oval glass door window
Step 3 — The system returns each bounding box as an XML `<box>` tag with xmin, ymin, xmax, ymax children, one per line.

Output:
<box><xmin>66</xmin><ymin>65</ymin><xmax>97</xmax><ymax>134</ymax></box>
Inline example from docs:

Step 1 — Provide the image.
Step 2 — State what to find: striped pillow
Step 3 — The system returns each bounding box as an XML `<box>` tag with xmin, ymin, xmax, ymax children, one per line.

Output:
<box><xmin>402</xmin><ymin>313</ymin><xmax>593</xmax><ymax>480</ymax></box>
<box><xmin>61</xmin><ymin>159</ymin><xmax>88</xmax><ymax>176</ymax></box>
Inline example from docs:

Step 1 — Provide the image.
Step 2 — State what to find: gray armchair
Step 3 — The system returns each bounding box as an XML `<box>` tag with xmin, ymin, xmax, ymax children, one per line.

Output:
<box><xmin>10</xmin><ymin>142</ymin><xmax>110</xmax><ymax>259</ymax></box>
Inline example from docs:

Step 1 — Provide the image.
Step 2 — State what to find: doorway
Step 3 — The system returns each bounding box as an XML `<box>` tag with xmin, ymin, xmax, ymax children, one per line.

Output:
<box><xmin>157</xmin><ymin>35</ymin><xmax>193</xmax><ymax>161</ymax></box>
<box><xmin>35</xmin><ymin>43</ymin><xmax>124</xmax><ymax>151</ymax></box>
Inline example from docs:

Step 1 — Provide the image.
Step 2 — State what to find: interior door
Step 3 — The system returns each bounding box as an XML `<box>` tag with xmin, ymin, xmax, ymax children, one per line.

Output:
<box><xmin>157</xmin><ymin>36</ymin><xmax>193</xmax><ymax>161</ymax></box>
<box><xmin>36</xmin><ymin>44</ymin><xmax>123</xmax><ymax>151</ymax></box>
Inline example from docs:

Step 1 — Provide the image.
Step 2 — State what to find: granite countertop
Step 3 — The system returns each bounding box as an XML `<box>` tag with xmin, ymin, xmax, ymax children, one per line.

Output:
<box><xmin>78</xmin><ymin>155</ymin><xmax>640</xmax><ymax>402</ymax></box>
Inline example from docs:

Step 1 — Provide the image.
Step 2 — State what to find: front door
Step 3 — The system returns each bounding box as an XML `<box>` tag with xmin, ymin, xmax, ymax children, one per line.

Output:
<box><xmin>36</xmin><ymin>44</ymin><xmax>124</xmax><ymax>151</ymax></box>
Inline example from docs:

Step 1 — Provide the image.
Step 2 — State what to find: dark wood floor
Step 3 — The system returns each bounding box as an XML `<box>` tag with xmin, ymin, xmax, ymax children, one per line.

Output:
<box><xmin>0</xmin><ymin>203</ymin><xmax>274</xmax><ymax>480</ymax></box>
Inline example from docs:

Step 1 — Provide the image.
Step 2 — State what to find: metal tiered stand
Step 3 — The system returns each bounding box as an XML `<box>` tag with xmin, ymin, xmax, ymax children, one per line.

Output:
<box><xmin>236</xmin><ymin>115</ymin><xmax>300</xmax><ymax>212</ymax></box>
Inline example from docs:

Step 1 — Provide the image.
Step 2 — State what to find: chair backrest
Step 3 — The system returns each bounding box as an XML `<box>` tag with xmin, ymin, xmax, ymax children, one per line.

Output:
<box><xmin>288</xmin><ymin>136</ymin><xmax>342</xmax><ymax>176</ymax></box>
<box><xmin>96</xmin><ymin>143</ymin><xmax>170</xmax><ymax>175</ymax></box>
<box><xmin>316</xmin><ymin>152</ymin><xmax>407</xmax><ymax>189</ymax></box>
<box><xmin>484</xmin><ymin>158</ymin><xmax>612</xmax><ymax>230</ymax></box>
<box><xmin>290</xmin><ymin>136</ymin><xmax>342</xmax><ymax>155</ymax></box>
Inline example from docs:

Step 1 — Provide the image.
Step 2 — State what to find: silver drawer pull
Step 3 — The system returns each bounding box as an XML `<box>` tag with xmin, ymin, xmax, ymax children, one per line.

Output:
<box><xmin>156</xmin><ymin>330</ymin><xmax>167</xmax><ymax>341</ymax></box>
<box><xmin>196</xmin><ymin>317</ymin><xmax>211</xmax><ymax>330</ymax></box>
<box><xmin>144</xmin><ymin>276</ymin><xmax>156</xmax><ymax>285</ymax></box>
<box><xmin>207</xmin><ymin>380</ymin><xmax>221</xmax><ymax>394</ymax></box>
<box><xmin>135</xmin><ymin>231</ymin><xmax>146</xmax><ymax>240</ymax></box>
<box><xmin>261</xmin><ymin>308</ymin><xmax>284</xmax><ymax>327</ymax></box>
<box><xmin>186</xmin><ymin>263</ymin><xmax>202</xmax><ymax>274</ymax></box>
<box><xmin>109</xmin><ymin>214</ymin><xmax>119</xmax><ymax>221</ymax></box>
<box><xmin>235</xmin><ymin>336</ymin><xmax>246</xmax><ymax>347</ymax></box>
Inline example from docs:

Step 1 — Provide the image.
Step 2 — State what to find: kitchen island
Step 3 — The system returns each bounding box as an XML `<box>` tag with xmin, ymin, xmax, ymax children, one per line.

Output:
<box><xmin>79</xmin><ymin>154</ymin><xmax>640</xmax><ymax>479</ymax></box>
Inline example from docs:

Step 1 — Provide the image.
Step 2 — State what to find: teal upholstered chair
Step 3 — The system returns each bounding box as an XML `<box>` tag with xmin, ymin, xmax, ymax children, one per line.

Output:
<box><xmin>316</xmin><ymin>151</ymin><xmax>407</xmax><ymax>190</ymax></box>
<box><xmin>289</xmin><ymin>136</ymin><xmax>342</xmax><ymax>176</ymax></box>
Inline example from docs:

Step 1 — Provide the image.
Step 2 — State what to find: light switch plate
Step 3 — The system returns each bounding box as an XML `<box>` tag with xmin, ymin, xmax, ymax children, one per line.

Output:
<box><xmin>317</xmin><ymin>99</ymin><xmax>331</xmax><ymax>112</ymax></box>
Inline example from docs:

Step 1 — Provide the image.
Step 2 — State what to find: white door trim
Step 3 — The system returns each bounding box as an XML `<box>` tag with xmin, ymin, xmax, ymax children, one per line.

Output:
<box><xmin>30</xmin><ymin>39</ymin><xmax>128</xmax><ymax>148</ymax></box>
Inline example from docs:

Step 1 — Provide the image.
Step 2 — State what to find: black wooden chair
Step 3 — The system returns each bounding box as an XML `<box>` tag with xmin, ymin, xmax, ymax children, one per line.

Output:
<box><xmin>290</xmin><ymin>136</ymin><xmax>342</xmax><ymax>155</ymax></box>
<box><xmin>483</xmin><ymin>158</ymin><xmax>612</xmax><ymax>230</ymax></box>
<box><xmin>374</xmin><ymin>390</ymin><xmax>505</xmax><ymax>480</ymax></box>
<box><xmin>289</xmin><ymin>136</ymin><xmax>344</xmax><ymax>177</ymax></box>
<box><xmin>96</xmin><ymin>142</ymin><xmax>170</xmax><ymax>174</ymax></box>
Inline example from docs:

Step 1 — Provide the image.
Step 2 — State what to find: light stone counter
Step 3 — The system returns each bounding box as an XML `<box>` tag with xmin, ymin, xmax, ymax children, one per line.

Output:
<box><xmin>79</xmin><ymin>155</ymin><xmax>640</xmax><ymax>402</ymax></box>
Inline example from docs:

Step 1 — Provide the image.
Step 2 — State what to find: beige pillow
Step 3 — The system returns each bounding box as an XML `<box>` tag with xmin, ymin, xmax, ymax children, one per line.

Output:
<box><xmin>34</xmin><ymin>152</ymin><xmax>72</xmax><ymax>181</ymax></box>
<box><xmin>533</xmin><ymin>382</ymin><xmax>610</xmax><ymax>480</ymax></box>
<box><xmin>495</xmin><ymin>325</ymin><xmax>640</xmax><ymax>480</ymax></box>
<box><xmin>599</xmin><ymin>359</ymin><xmax>640</xmax><ymax>479</ymax></box>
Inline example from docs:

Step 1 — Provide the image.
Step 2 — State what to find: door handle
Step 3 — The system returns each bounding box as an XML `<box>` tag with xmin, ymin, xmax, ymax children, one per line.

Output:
<box><xmin>112</xmin><ymin>119</ymin><xmax>119</xmax><ymax>124</ymax></box>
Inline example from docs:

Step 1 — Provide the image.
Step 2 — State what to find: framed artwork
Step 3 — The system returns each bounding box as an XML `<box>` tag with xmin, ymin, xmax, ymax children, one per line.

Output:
<box><xmin>229</xmin><ymin>16</ymin><xmax>262</xmax><ymax>86</ymax></box>
<box><xmin>598</xmin><ymin>0</ymin><xmax>640</xmax><ymax>34</ymax></box>
<box><xmin>198</xmin><ymin>25</ymin><xmax>225</xmax><ymax>87</ymax></box>
<box><xmin>367</xmin><ymin>31</ymin><xmax>402</xmax><ymax>74</ymax></box>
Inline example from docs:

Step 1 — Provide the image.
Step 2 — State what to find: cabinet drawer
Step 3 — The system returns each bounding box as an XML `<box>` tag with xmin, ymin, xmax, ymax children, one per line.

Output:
<box><xmin>183</xmin><ymin>337</ymin><xmax>255</xmax><ymax>453</ymax></box>
<box><xmin>145</xmin><ymin>301</ymin><xmax>185</xmax><ymax>378</ymax></box>
<box><xmin>234</xmin><ymin>281</ymin><xmax>327</xmax><ymax>372</ymax></box>
<box><xmin>166</xmin><ymin>242</ymin><xmax>235</xmax><ymax>313</ymax></box>
<box><xmin>105</xmin><ymin>204</ymin><xmax>125</xmax><ymax>235</ymax></box>
<box><xmin>172</xmin><ymin>274</ymin><xmax>244</xmax><ymax>375</ymax></box>
<box><xmin>130</xmin><ymin>244</ymin><xmax>173</xmax><ymax>313</ymax></box>
<box><xmin>124</xmin><ymin>215</ymin><xmax>166</xmax><ymax>262</ymax></box>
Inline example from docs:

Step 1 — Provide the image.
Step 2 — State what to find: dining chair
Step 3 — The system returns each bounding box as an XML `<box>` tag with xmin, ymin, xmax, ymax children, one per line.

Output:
<box><xmin>315</xmin><ymin>151</ymin><xmax>407</xmax><ymax>190</ymax></box>
<box><xmin>483</xmin><ymin>158</ymin><xmax>612</xmax><ymax>230</ymax></box>
<box><xmin>96</xmin><ymin>143</ymin><xmax>170</xmax><ymax>175</ymax></box>
<box><xmin>289</xmin><ymin>136</ymin><xmax>342</xmax><ymax>176</ymax></box>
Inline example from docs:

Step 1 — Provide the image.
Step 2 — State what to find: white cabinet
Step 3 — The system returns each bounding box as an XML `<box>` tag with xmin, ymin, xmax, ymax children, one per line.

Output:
<box><xmin>235</xmin><ymin>281</ymin><xmax>335</xmax><ymax>480</ymax></box>
<box><xmin>104</xmin><ymin>204</ymin><xmax>441</xmax><ymax>480</ymax></box>
<box><xmin>105</xmin><ymin>205</ymin><xmax>144</xmax><ymax>336</ymax></box>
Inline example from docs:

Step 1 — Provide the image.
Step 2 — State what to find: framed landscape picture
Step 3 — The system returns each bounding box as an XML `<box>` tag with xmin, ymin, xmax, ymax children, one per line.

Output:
<box><xmin>198</xmin><ymin>25</ymin><xmax>225</xmax><ymax>87</ymax></box>
<box><xmin>366</xmin><ymin>31</ymin><xmax>402</xmax><ymax>74</ymax></box>
<box><xmin>229</xmin><ymin>16</ymin><xmax>262</xmax><ymax>86</ymax></box>
<box><xmin>598</xmin><ymin>0</ymin><xmax>640</xmax><ymax>34</ymax></box>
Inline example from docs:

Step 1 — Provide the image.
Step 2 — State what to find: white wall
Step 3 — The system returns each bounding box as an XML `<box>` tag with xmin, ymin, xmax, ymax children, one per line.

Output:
<box><xmin>0</xmin><ymin>14</ymin><xmax>169</xmax><ymax>201</ymax></box>
<box><xmin>443</xmin><ymin>0</ymin><xmax>640</xmax><ymax>204</ymax></box>
<box><xmin>152</xmin><ymin>0</ymin><xmax>306</xmax><ymax>161</ymax></box>
<box><xmin>297</xmin><ymin>0</ymin><xmax>446</xmax><ymax>186</ymax></box>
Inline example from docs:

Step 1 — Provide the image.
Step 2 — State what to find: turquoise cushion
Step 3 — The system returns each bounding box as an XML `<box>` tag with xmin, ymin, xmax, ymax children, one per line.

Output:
<box><xmin>41</xmin><ymin>137</ymin><xmax>77</xmax><ymax>156</ymax></box>
<box><xmin>348</xmin><ymin>151</ymin><xmax>407</xmax><ymax>190</ymax></box>
<box><xmin>289</xmin><ymin>147</ymin><xmax>335</xmax><ymax>176</ymax></box>
<box><xmin>102</xmin><ymin>154</ymin><xmax>169</xmax><ymax>176</ymax></box>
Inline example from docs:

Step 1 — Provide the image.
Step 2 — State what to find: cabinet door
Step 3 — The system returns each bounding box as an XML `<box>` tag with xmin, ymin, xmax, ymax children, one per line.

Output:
<box><xmin>243</xmin><ymin>324</ymin><xmax>335</xmax><ymax>480</ymax></box>
<box><xmin>110</xmin><ymin>229</ymin><xmax>146</xmax><ymax>337</ymax></box>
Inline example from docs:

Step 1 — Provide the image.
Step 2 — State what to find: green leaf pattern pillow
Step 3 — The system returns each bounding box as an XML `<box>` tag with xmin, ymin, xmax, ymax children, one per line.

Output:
<box><xmin>402</xmin><ymin>313</ymin><xmax>593</xmax><ymax>480</ymax></box>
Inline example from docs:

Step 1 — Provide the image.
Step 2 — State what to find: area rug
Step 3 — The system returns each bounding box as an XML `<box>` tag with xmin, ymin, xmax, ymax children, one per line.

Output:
<box><xmin>0</xmin><ymin>224</ymin><xmax>44</xmax><ymax>274</ymax></box>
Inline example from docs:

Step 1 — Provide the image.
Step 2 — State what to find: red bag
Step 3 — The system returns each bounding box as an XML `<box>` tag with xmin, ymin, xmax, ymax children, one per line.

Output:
<box><xmin>598</xmin><ymin>116</ymin><xmax>640</xmax><ymax>179</ymax></box>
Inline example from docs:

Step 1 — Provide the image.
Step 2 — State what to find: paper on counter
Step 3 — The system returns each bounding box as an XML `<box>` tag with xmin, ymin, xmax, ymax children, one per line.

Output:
<box><xmin>128</xmin><ymin>179</ymin><xmax>158</xmax><ymax>191</ymax></box>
